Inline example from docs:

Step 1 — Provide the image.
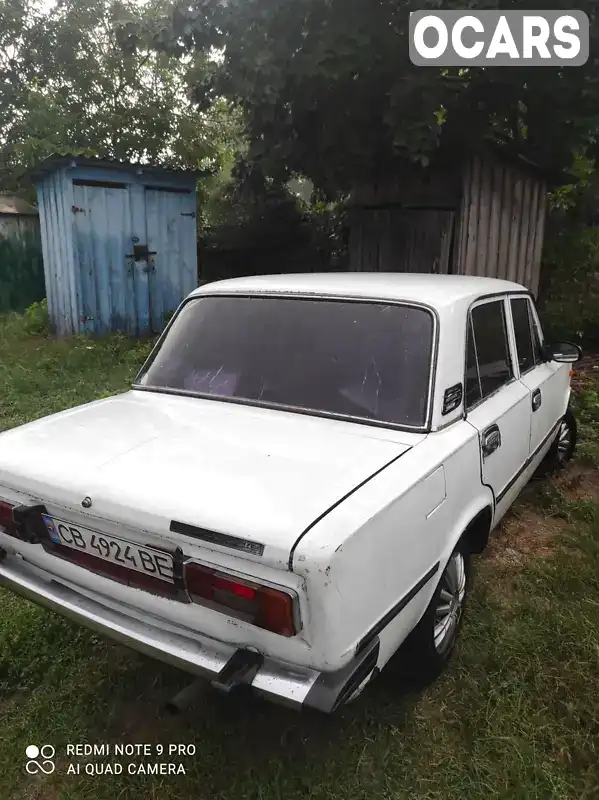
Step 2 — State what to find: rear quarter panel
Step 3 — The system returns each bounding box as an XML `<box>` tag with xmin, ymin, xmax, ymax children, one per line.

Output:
<box><xmin>293</xmin><ymin>422</ymin><xmax>494</xmax><ymax>672</ymax></box>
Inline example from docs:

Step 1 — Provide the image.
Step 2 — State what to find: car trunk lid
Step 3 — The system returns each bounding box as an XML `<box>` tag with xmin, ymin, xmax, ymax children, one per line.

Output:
<box><xmin>0</xmin><ymin>391</ymin><xmax>421</xmax><ymax>569</ymax></box>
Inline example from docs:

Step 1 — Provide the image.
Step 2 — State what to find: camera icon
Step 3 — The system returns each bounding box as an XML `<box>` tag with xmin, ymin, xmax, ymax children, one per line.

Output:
<box><xmin>25</xmin><ymin>744</ymin><xmax>56</xmax><ymax>775</ymax></box>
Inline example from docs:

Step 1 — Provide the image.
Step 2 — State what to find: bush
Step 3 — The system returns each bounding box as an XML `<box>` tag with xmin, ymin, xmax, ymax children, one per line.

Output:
<box><xmin>23</xmin><ymin>298</ymin><xmax>49</xmax><ymax>336</ymax></box>
<box><xmin>539</xmin><ymin>223</ymin><xmax>599</xmax><ymax>347</ymax></box>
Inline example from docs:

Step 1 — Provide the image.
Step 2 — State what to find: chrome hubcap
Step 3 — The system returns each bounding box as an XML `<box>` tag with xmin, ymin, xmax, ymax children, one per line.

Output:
<box><xmin>557</xmin><ymin>421</ymin><xmax>572</xmax><ymax>462</ymax></box>
<box><xmin>434</xmin><ymin>552</ymin><xmax>467</xmax><ymax>654</ymax></box>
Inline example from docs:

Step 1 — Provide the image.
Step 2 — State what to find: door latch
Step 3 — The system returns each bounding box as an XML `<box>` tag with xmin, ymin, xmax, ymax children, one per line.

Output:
<box><xmin>532</xmin><ymin>389</ymin><xmax>542</xmax><ymax>412</ymax></box>
<box><xmin>125</xmin><ymin>243</ymin><xmax>156</xmax><ymax>262</ymax></box>
<box><xmin>481</xmin><ymin>425</ymin><xmax>502</xmax><ymax>459</ymax></box>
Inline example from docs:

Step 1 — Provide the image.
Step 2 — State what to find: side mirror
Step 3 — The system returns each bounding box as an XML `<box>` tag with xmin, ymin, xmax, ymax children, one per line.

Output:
<box><xmin>542</xmin><ymin>342</ymin><xmax>582</xmax><ymax>364</ymax></box>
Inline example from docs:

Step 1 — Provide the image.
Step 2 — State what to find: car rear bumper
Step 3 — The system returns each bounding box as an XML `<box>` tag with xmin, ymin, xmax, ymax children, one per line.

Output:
<box><xmin>0</xmin><ymin>553</ymin><xmax>379</xmax><ymax>713</ymax></box>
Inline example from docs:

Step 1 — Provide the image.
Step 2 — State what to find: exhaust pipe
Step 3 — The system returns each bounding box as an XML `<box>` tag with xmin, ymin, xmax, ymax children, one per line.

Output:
<box><xmin>165</xmin><ymin>679</ymin><xmax>207</xmax><ymax>715</ymax></box>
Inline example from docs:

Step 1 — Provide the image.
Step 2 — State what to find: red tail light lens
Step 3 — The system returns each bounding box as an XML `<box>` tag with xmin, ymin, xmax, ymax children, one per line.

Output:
<box><xmin>184</xmin><ymin>562</ymin><xmax>297</xmax><ymax>637</ymax></box>
<box><xmin>0</xmin><ymin>501</ymin><xmax>18</xmax><ymax>538</ymax></box>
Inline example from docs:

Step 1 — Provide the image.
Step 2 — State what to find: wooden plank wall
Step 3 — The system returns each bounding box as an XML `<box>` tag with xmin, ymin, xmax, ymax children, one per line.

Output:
<box><xmin>455</xmin><ymin>153</ymin><xmax>548</xmax><ymax>296</ymax></box>
<box><xmin>349</xmin><ymin>208</ymin><xmax>455</xmax><ymax>274</ymax></box>
<box><xmin>352</xmin><ymin>163</ymin><xmax>461</xmax><ymax>208</ymax></box>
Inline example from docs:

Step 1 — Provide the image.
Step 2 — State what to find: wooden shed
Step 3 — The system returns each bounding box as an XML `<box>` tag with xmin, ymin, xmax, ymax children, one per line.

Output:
<box><xmin>348</xmin><ymin>148</ymin><xmax>566</xmax><ymax>297</ymax></box>
<box><xmin>0</xmin><ymin>194</ymin><xmax>40</xmax><ymax>240</ymax></box>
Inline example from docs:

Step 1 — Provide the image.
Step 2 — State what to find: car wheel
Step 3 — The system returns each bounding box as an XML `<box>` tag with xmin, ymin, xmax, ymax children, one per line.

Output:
<box><xmin>544</xmin><ymin>409</ymin><xmax>577</xmax><ymax>473</ymax></box>
<box><xmin>399</xmin><ymin>540</ymin><xmax>472</xmax><ymax>684</ymax></box>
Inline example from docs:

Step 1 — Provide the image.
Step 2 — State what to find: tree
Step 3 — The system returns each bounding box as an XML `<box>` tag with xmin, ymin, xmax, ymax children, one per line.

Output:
<box><xmin>0</xmin><ymin>0</ymin><xmax>241</xmax><ymax>195</ymax></box>
<box><xmin>161</xmin><ymin>0</ymin><xmax>599</xmax><ymax>196</ymax></box>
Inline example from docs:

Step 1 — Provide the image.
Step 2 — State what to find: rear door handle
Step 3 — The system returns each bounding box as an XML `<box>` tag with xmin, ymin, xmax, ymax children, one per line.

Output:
<box><xmin>481</xmin><ymin>425</ymin><xmax>502</xmax><ymax>459</ymax></box>
<box><xmin>532</xmin><ymin>389</ymin><xmax>542</xmax><ymax>412</ymax></box>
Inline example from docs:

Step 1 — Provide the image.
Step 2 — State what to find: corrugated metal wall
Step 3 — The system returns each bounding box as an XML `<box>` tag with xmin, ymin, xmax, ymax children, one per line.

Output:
<box><xmin>37</xmin><ymin>169</ymin><xmax>80</xmax><ymax>337</ymax></box>
<box><xmin>455</xmin><ymin>154</ymin><xmax>547</xmax><ymax>296</ymax></box>
<box><xmin>72</xmin><ymin>181</ymin><xmax>138</xmax><ymax>336</ymax></box>
<box><xmin>146</xmin><ymin>187</ymin><xmax>197</xmax><ymax>334</ymax></box>
<box><xmin>36</xmin><ymin>161</ymin><xmax>198</xmax><ymax>337</ymax></box>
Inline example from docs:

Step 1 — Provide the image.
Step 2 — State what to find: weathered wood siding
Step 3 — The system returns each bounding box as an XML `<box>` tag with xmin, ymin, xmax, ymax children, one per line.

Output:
<box><xmin>348</xmin><ymin>152</ymin><xmax>549</xmax><ymax>295</ymax></box>
<box><xmin>455</xmin><ymin>154</ymin><xmax>547</xmax><ymax>296</ymax></box>
<box><xmin>351</xmin><ymin>163</ymin><xmax>461</xmax><ymax>208</ymax></box>
<box><xmin>349</xmin><ymin>162</ymin><xmax>460</xmax><ymax>274</ymax></box>
<box><xmin>349</xmin><ymin>209</ymin><xmax>455</xmax><ymax>274</ymax></box>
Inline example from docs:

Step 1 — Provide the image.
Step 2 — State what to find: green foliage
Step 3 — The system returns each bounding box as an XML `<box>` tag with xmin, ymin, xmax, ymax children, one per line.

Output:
<box><xmin>0</xmin><ymin>0</ymin><xmax>242</xmax><ymax>196</ymax></box>
<box><xmin>200</xmin><ymin>159</ymin><xmax>348</xmax><ymax>279</ymax></box>
<box><xmin>203</xmin><ymin>161</ymin><xmax>307</xmax><ymax>251</ymax></box>
<box><xmin>573</xmin><ymin>381</ymin><xmax>599</xmax><ymax>467</ymax></box>
<box><xmin>23</xmin><ymin>298</ymin><xmax>49</xmax><ymax>336</ymax></box>
<box><xmin>539</xmin><ymin>224</ymin><xmax>599</xmax><ymax>347</ymax></box>
<box><xmin>162</xmin><ymin>0</ymin><xmax>599</xmax><ymax>196</ymax></box>
<box><xmin>0</xmin><ymin>231</ymin><xmax>45</xmax><ymax>312</ymax></box>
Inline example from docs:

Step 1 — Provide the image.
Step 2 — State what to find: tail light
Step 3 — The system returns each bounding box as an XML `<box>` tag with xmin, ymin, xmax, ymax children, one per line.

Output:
<box><xmin>184</xmin><ymin>562</ymin><xmax>298</xmax><ymax>637</ymax></box>
<box><xmin>0</xmin><ymin>501</ymin><xmax>18</xmax><ymax>538</ymax></box>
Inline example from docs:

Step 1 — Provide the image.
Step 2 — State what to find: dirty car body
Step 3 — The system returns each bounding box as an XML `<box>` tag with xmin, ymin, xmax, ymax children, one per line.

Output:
<box><xmin>0</xmin><ymin>274</ymin><xmax>579</xmax><ymax>712</ymax></box>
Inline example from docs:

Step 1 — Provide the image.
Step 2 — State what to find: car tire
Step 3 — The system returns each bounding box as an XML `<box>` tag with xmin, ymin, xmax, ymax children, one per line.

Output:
<box><xmin>398</xmin><ymin>540</ymin><xmax>472</xmax><ymax>685</ymax></box>
<box><xmin>543</xmin><ymin>408</ymin><xmax>578</xmax><ymax>474</ymax></box>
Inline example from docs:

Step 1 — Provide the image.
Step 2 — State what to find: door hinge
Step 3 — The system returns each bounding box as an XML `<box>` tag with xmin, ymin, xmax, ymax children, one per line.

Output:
<box><xmin>72</xmin><ymin>205</ymin><xmax>86</xmax><ymax>214</ymax></box>
<box><xmin>181</xmin><ymin>212</ymin><xmax>196</xmax><ymax>218</ymax></box>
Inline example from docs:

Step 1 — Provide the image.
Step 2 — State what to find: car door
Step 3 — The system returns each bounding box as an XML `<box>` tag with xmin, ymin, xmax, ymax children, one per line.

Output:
<box><xmin>508</xmin><ymin>295</ymin><xmax>570</xmax><ymax>459</ymax></box>
<box><xmin>464</xmin><ymin>296</ymin><xmax>531</xmax><ymax>514</ymax></box>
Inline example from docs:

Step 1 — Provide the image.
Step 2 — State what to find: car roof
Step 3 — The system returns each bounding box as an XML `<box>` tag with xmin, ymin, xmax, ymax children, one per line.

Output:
<box><xmin>191</xmin><ymin>273</ymin><xmax>529</xmax><ymax>308</ymax></box>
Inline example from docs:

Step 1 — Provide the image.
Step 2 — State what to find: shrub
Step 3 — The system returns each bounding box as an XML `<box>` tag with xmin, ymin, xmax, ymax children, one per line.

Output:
<box><xmin>23</xmin><ymin>298</ymin><xmax>49</xmax><ymax>336</ymax></box>
<box><xmin>539</xmin><ymin>223</ymin><xmax>599</xmax><ymax>347</ymax></box>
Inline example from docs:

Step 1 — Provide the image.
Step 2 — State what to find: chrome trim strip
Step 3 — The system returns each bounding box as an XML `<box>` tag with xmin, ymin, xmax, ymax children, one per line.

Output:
<box><xmin>495</xmin><ymin>419</ymin><xmax>561</xmax><ymax>504</ymax></box>
<box><xmin>356</xmin><ymin>561</ymin><xmax>440</xmax><ymax>654</ymax></box>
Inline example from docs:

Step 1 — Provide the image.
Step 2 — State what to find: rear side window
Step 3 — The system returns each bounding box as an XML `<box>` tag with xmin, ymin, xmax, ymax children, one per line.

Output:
<box><xmin>511</xmin><ymin>298</ymin><xmax>537</xmax><ymax>374</ymax></box>
<box><xmin>466</xmin><ymin>300</ymin><xmax>513</xmax><ymax>408</ymax></box>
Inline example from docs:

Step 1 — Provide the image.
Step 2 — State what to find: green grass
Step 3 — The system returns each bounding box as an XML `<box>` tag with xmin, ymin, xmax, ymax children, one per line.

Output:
<box><xmin>0</xmin><ymin>315</ymin><xmax>598</xmax><ymax>800</ymax></box>
<box><xmin>574</xmin><ymin>377</ymin><xmax>599</xmax><ymax>467</ymax></box>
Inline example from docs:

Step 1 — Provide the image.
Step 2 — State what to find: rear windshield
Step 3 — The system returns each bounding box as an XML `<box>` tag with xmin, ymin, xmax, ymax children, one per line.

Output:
<box><xmin>135</xmin><ymin>295</ymin><xmax>435</xmax><ymax>429</ymax></box>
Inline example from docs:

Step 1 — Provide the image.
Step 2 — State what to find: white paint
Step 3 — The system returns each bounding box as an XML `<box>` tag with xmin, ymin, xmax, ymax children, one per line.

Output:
<box><xmin>486</xmin><ymin>16</ymin><xmax>520</xmax><ymax>59</ymax></box>
<box><xmin>522</xmin><ymin>17</ymin><xmax>551</xmax><ymax>59</ymax></box>
<box><xmin>0</xmin><ymin>392</ymin><xmax>416</xmax><ymax>570</ymax></box>
<box><xmin>554</xmin><ymin>16</ymin><xmax>581</xmax><ymax>58</ymax></box>
<box><xmin>413</xmin><ymin>16</ymin><xmax>449</xmax><ymax>59</ymax></box>
<box><xmin>452</xmin><ymin>16</ymin><xmax>485</xmax><ymax>58</ymax></box>
<box><xmin>0</xmin><ymin>274</ymin><xmax>573</xmax><ymax>708</ymax></box>
<box><xmin>191</xmin><ymin>272</ymin><xmax>526</xmax><ymax>308</ymax></box>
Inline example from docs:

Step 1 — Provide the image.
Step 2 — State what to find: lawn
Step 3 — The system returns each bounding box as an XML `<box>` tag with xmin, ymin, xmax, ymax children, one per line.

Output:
<box><xmin>0</xmin><ymin>311</ymin><xmax>598</xmax><ymax>800</ymax></box>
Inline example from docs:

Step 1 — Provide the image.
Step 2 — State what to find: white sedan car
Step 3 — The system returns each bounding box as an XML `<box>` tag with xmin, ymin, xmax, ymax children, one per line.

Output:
<box><xmin>0</xmin><ymin>274</ymin><xmax>581</xmax><ymax>712</ymax></box>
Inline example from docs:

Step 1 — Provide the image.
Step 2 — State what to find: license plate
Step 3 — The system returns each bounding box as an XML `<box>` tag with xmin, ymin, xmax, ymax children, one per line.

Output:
<box><xmin>41</xmin><ymin>515</ymin><xmax>174</xmax><ymax>583</ymax></box>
